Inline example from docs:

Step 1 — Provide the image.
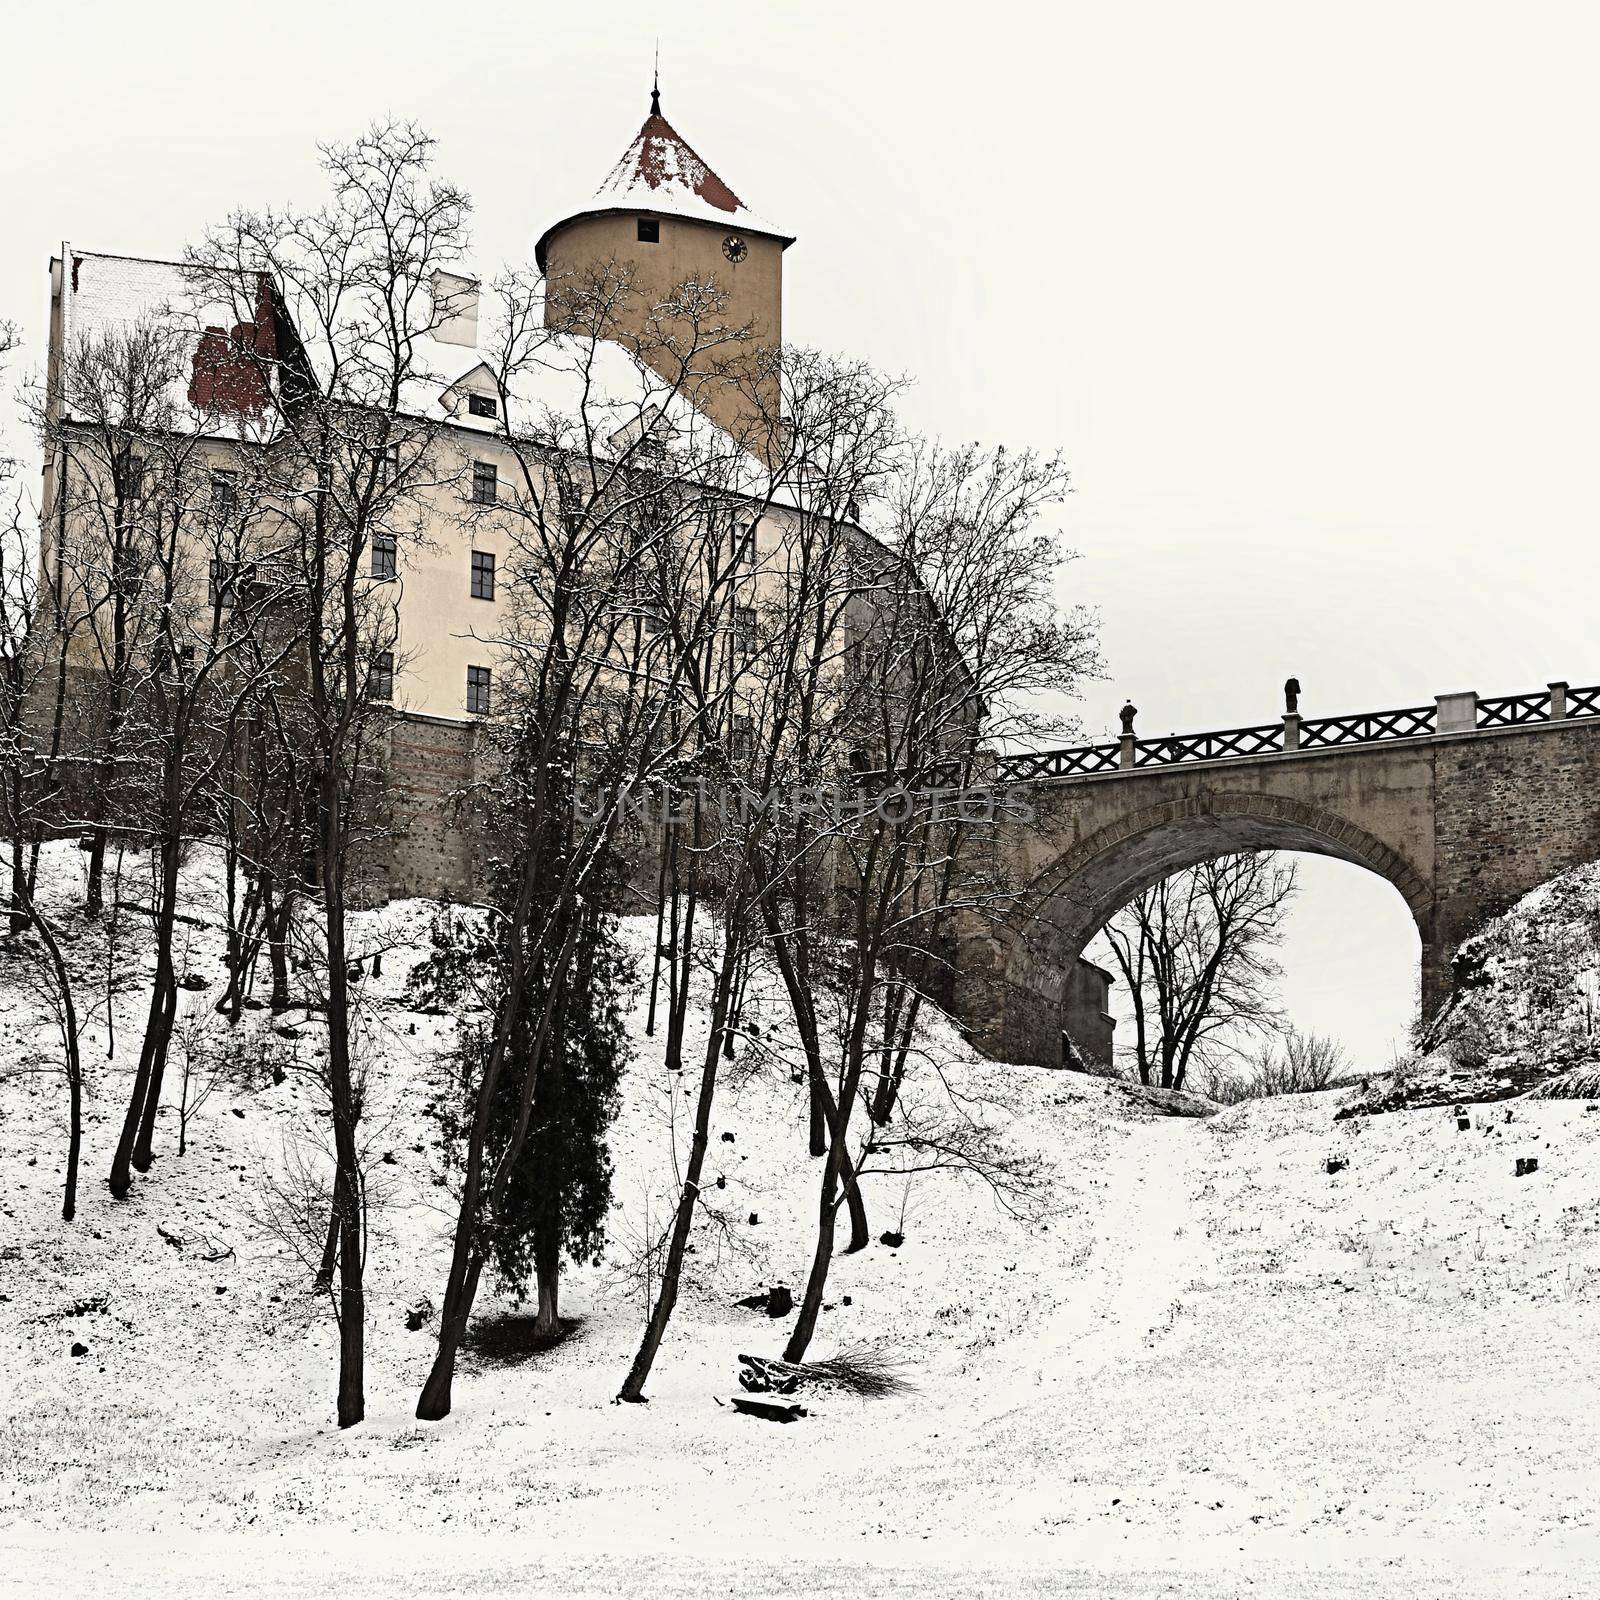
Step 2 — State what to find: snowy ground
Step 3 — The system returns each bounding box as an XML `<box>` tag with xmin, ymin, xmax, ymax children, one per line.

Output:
<box><xmin>5</xmin><ymin>845</ymin><xmax>1600</xmax><ymax>1596</ymax></box>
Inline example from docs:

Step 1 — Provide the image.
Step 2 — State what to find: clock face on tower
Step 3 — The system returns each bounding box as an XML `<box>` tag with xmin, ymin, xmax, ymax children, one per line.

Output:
<box><xmin>722</xmin><ymin>235</ymin><xmax>748</xmax><ymax>264</ymax></box>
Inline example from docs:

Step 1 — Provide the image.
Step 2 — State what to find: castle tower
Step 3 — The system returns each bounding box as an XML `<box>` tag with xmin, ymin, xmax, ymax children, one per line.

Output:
<box><xmin>534</xmin><ymin>83</ymin><xmax>793</xmax><ymax>447</ymax></box>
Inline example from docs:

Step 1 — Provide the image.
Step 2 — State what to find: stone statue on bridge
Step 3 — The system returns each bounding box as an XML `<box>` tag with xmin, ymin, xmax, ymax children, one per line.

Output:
<box><xmin>1284</xmin><ymin>677</ymin><xmax>1301</xmax><ymax>715</ymax></box>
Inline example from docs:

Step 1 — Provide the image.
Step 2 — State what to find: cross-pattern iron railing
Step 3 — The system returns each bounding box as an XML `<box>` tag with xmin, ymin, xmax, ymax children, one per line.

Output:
<box><xmin>995</xmin><ymin>680</ymin><xmax>1600</xmax><ymax>784</ymax></box>
<box><xmin>1477</xmin><ymin>691</ymin><xmax>1550</xmax><ymax>728</ymax></box>
<box><xmin>1298</xmin><ymin>703</ymin><xmax>1436</xmax><ymax>747</ymax></box>
<box><xmin>1133</xmin><ymin>723</ymin><xmax>1283</xmax><ymax>767</ymax></box>
<box><xmin>996</xmin><ymin>742</ymin><xmax>1121</xmax><ymax>782</ymax></box>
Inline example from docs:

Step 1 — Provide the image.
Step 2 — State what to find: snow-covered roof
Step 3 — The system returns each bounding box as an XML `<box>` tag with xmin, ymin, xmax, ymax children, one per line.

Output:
<box><xmin>534</xmin><ymin>90</ymin><xmax>793</xmax><ymax>270</ymax></box>
<box><xmin>55</xmin><ymin>246</ymin><xmax>278</xmax><ymax>439</ymax></box>
<box><xmin>410</xmin><ymin>318</ymin><xmax>787</xmax><ymax>503</ymax></box>
<box><xmin>53</xmin><ymin>246</ymin><xmax>795</xmax><ymax>503</ymax></box>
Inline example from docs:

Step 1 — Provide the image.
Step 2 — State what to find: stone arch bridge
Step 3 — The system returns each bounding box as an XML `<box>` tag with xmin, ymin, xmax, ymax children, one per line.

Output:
<box><xmin>954</xmin><ymin>680</ymin><xmax>1600</xmax><ymax>1067</ymax></box>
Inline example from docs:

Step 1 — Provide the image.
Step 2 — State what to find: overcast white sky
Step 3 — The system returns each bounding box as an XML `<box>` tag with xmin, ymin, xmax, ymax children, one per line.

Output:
<box><xmin>4</xmin><ymin>0</ymin><xmax>1596</xmax><ymax>1067</ymax></box>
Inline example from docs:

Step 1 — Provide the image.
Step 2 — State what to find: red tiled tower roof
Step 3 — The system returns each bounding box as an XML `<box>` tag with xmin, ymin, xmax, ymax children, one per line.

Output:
<box><xmin>535</xmin><ymin>88</ymin><xmax>792</xmax><ymax>270</ymax></box>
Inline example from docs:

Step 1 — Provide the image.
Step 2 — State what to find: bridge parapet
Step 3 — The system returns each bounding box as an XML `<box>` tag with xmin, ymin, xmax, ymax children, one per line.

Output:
<box><xmin>996</xmin><ymin>679</ymin><xmax>1599</xmax><ymax>785</ymax></box>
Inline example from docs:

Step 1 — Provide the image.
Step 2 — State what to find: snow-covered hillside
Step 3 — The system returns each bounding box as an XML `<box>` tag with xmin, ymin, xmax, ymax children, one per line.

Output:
<box><xmin>1342</xmin><ymin>862</ymin><xmax>1600</xmax><ymax>1115</ymax></box>
<box><xmin>5</xmin><ymin>844</ymin><xmax>1600</xmax><ymax>1597</ymax></box>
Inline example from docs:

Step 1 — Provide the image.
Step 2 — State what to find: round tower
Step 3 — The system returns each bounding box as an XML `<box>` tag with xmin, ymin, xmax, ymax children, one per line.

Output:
<box><xmin>534</xmin><ymin>84</ymin><xmax>793</xmax><ymax>446</ymax></box>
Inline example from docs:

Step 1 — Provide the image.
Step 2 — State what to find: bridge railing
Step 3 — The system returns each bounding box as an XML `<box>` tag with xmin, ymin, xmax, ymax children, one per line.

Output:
<box><xmin>995</xmin><ymin>679</ymin><xmax>1600</xmax><ymax>783</ymax></box>
<box><xmin>1298</xmin><ymin>703</ymin><xmax>1435</xmax><ymax>747</ymax></box>
<box><xmin>998</xmin><ymin>742</ymin><xmax>1121</xmax><ymax>781</ymax></box>
<box><xmin>1133</xmin><ymin>723</ymin><xmax>1284</xmax><ymax>766</ymax></box>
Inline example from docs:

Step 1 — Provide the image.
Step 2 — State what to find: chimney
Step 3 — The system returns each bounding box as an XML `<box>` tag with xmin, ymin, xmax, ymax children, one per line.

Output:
<box><xmin>430</xmin><ymin>269</ymin><xmax>479</xmax><ymax>347</ymax></box>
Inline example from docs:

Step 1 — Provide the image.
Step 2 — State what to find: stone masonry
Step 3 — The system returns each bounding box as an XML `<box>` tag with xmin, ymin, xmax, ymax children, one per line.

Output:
<box><xmin>958</xmin><ymin>714</ymin><xmax>1600</xmax><ymax>1067</ymax></box>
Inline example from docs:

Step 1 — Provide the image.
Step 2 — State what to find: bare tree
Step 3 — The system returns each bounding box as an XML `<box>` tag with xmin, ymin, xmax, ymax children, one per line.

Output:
<box><xmin>418</xmin><ymin>261</ymin><xmax>758</xmax><ymax>1419</ymax></box>
<box><xmin>613</xmin><ymin>344</ymin><xmax>917</xmax><ymax>1401</ymax></box>
<box><xmin>171</xmin><ymin>998</ymin><xmax>229</xmax><ymax>1156</ymax></box>
<box><xmin>780</xmin><ymin>435</ymin><xmax>1096</xmax><ymax>1365</ymax></box>
<box><xmin>37</xmin><ymin>323</ymin><xmax>196</xmax><ymax>919</ymax></box>
<box><xmin>1</xmin><ymin>322</ymin><xmax>87</xmax><ymax>1222</ymax></box>
<box><xmin>1100</xmin><ymin>852</ymin><xmax>1298</xmax><ymax>1093</ymax></box>
<box><xmin>66</xmin><ymin>327</ymin><xmax>302</xmax><ymax>1195</ymax></box>
<box><xmin>1204</xmin><ymin>1026</ymin><xmax>1346</xmax><ymax>1103</ymax></box>
<box><xmin>190</xmin><ymin>120</ymin><xmax>470</xmax><ymax>1427</ymax></box>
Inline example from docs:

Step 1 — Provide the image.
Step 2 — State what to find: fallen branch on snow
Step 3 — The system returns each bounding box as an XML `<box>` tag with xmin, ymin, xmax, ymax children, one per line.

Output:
<box><xmin>738</xmin><ymin>1344</ymin><xmax>915</xmax><ymax>1399</ymax></box>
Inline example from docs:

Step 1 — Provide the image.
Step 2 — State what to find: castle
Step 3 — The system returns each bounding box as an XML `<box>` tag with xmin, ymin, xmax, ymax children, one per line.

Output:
<box><xmin>37</xmin><ymin>86</ymin><xmax>1117</xmax><ymax>1067</ymax></box>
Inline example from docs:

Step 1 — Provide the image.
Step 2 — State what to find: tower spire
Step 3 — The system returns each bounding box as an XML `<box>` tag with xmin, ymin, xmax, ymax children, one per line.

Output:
<box><xmin>651</xmin><ymin>42</ymin><xmax>661</xmax><ymax>117</ymax></box>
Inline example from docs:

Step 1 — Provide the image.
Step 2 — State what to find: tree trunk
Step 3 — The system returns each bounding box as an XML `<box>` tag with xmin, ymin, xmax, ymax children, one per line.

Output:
<box><xmin>323</xmin><ymin>862</ymin><xmax>366</xmax><ymax>1429</ymax></box>
<box><xmin>24</xmin><ymin>888</ymin><xmax>84</xmax><ymax>1222</ymax></box>
<box><xmin>84</xmin><ymin>824</ymin><xmax>107</xmax><ymax>918</ymax></box>
<box><xmin>64</xmin><ymin>1026</ymin><xmax>82</xmax><ymax>1222</ymax></box>
<box><xmin>870</xmin><ymin>979</ymin><xmax>908</xmax><ymax>1124</ymax></box>
<box><xmin>130</xmin><ymin>831</ymin><xmax>183</xmax><ymax>1173</ymax></box>
<box><xmin>532</xmin><ymin>1221</ymin><xmax>560</xmax><ymax>1340</ymax></box>
<box><xmin>265</xmin><ymin>882</ymin><xmax>292</xmax><ymax>1013</ymax></box>
<box><xmin>7</xmin><ymin>821</ymin><xmax>25</xmax><ymax>937</ymax></box>
<box><xmin>313</xmin><ymin>1201</ymin><xmax>339</xmax><ymax>1292</ymax></box>
<box><xmin>331</xmin><ymin>1152</ymin><xmax>365</xmax><ymax>1428</ymax></box>
<box><xmin>785</xmin><ymin>978</ymin><xmax>878</xmax><ymax>1362</ymax></box>
<box><xmin>109</xmin><ymin>839</ymin><xmax>181</xmax><ymax>1197</ymax></box>
<box><xmin>811</xmin><ymin>1067</ymin><xmax>869</xmax><ymax>1253</ymax></box>
<box><xmin>765</xmin><ymin>909</ymin><xmax>868</xmax><ymax>1243</ymax></box>
<box><xmin>617</xmin><ymin>937</ymin><xmax>737</xmax><ymax>1402</ymax></box>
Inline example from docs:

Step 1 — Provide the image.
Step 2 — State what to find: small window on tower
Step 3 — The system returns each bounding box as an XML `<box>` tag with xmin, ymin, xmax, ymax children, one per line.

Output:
<box><xmin>637</xmin><ymin>218</ymin><xmax>660</xmax><ymax>244</ymax></box>
<box><xmin>467</xmin><ymin>393</ymin><xmax>497</xmax><ymax>419</ymax></box>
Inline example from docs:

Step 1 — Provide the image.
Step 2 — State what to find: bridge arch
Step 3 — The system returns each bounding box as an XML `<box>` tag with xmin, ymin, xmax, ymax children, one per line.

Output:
<box><xmin>992</xmin><ymin>791</ymin><xmax>1434</xmax><ymax>1067</ymax></box>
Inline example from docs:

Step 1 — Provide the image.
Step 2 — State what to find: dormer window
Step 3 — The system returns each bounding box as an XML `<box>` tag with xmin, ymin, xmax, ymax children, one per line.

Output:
<box><xmin>636</xmin><ymin>218</ymin><xmax>660</xmax><ymax>244</ymax></box>
<box><xmin>467</xmin><ymin>393</ymin><xmax>498</xmax><ymax>419</ymax></box>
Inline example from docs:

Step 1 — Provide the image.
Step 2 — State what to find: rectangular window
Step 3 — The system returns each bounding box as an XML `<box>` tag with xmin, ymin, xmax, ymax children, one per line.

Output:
<box><xmin>154</xmin><ymin>641</ymin><xmax>195</xmax><ymax>679</ymax></box>
<box><xmin>730</xmin><ymin>713</ymin><xmax>753</xmax><ymax>761</ymax></box>
<box><xmin>734</xmin><ymin>521</ymin><xmax>759</xmax><ymax>573</ymax></box>
<box><xmin>210</xmin><ymin>470</ymin><xmax>238</xmax><ymax>523</ymax></box>
<box><xmin>471</xmin><ymin>549</ymin><xmax>496</xmax><ymax>600</ymax></box>
<box><xmin>111</xmin><ymin>544</ymin><xmax>142</xmax><ymax>598</ymax></box>
<box><xmin>733</xmin><ymin>604</ymin><xmax>757</xmax><ymax>657</ymax></box>
<box><xmin>371</xmin><ymin>531</ymin><xmax>397</xmax><ymax>581</ymax></box>
<box><xmin>208</xmin><ymin>557</ymin><xmax>234</xmax><ymax>608</ymax></box>
<box><xmin>472</xmin><ymin>461</ymin><xmax>497</xmax><ymax>505</ymax></box>
<box><xmin>637</xmin><ymin>217</ymin><xmax>660</xmax><ymax>244</ymax></box>
<box><xmin>466</xmin><ymin>664</ymin><xmax>492</xmax><ymax>716</ymax></box>
<box><xmin>376</xmin><ymin>444</ymin><xmax>400</xmax><ymax>487</ymax></box>
<box><xmin>467</xmin><ymin>393</ymin><xmax>498</xmax><ymax>419</ymax></box>
<box><xmin>368</xmin><ymin>650</ymin><xmax>394</xmax><ymax>703</ymax></box>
